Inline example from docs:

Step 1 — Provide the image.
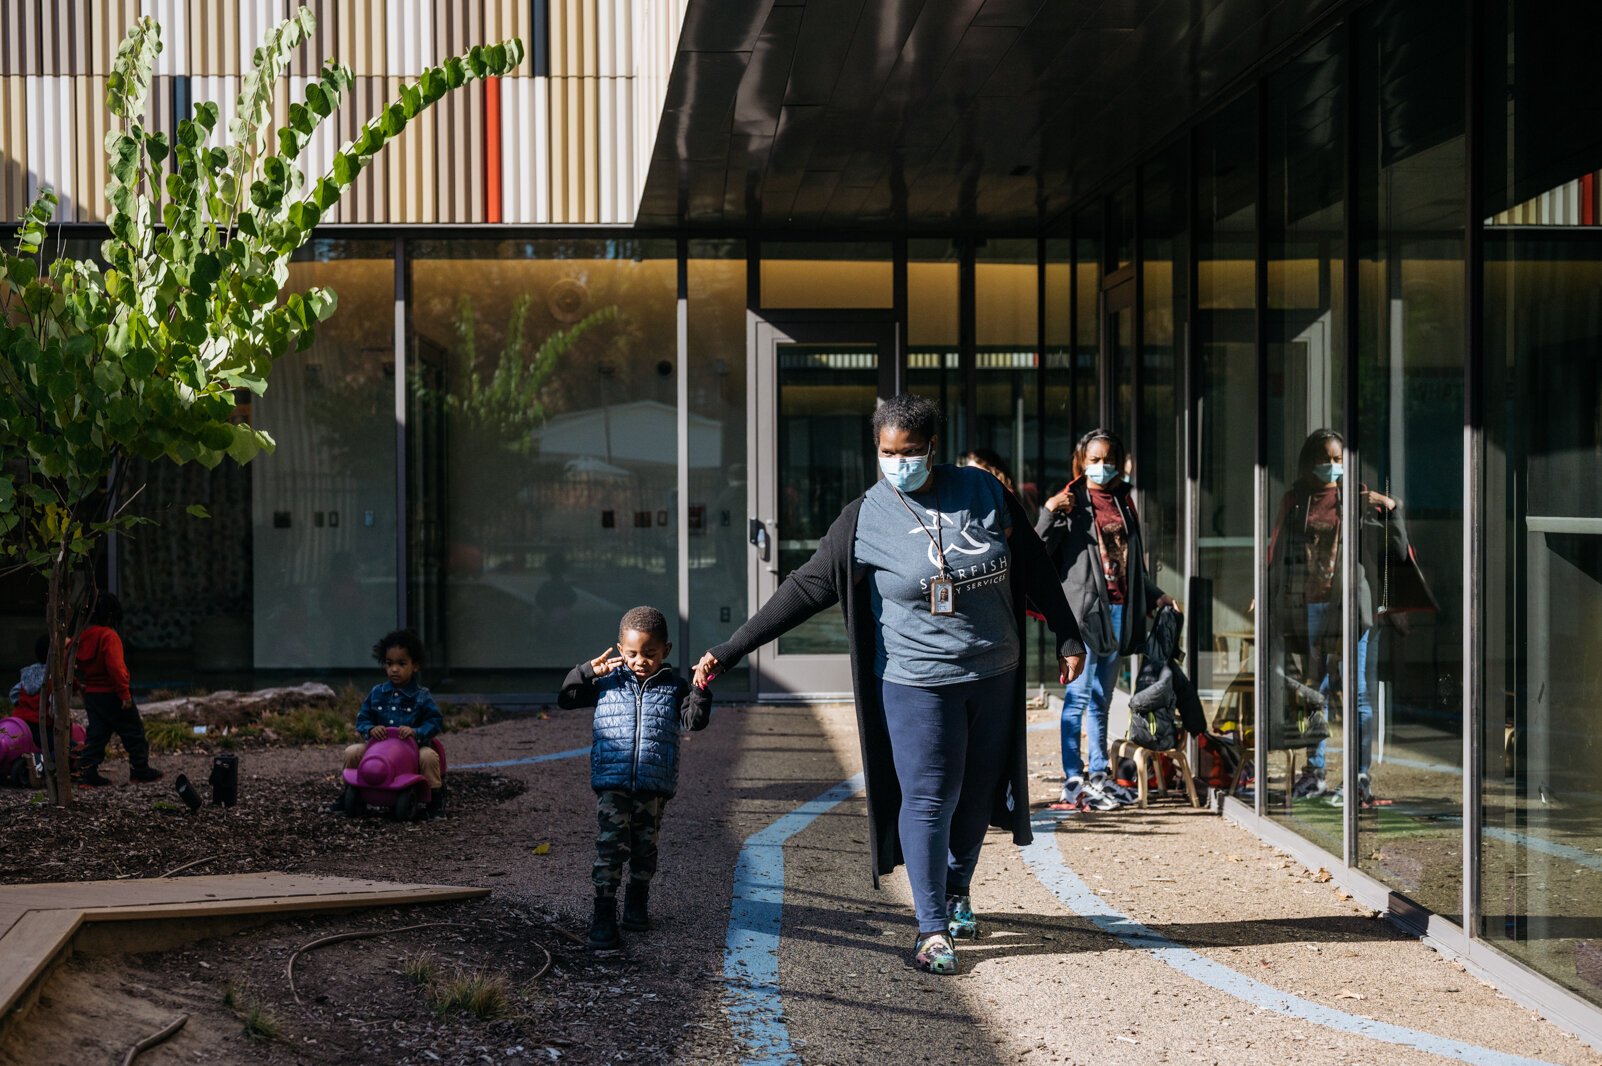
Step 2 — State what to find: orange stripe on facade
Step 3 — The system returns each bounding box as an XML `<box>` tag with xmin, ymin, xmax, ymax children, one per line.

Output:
<box><xmin>484</xmin><ymin>75</ymin><xmax>502</xmax><ymax>222</ymax></box>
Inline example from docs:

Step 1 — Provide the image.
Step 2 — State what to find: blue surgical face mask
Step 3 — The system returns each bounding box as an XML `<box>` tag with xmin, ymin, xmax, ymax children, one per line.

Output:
<box><xmin>1084</xmin><ymin>462</ymin><xmax>1120</xmax><ymax>486</ymax></box>
<box><xmin>880</xmin><ymin>448</ymin><xmax>933</xmax><ymax>492</ymax></box>
<box><xmin>1313</xmin><ymin>462</ymin><xmax>1343</xmax><ymax>484</ymax></box>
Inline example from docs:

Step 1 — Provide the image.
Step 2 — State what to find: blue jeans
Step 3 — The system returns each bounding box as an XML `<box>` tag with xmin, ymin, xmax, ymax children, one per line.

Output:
<box><xmin>1303</xmin><ymin>602</ymin><xmax>1375</xmax><ymax>776</ymax></box>
<box><xmin>878</xmin><ymin>669</ymin><xmax>1018</xmax><ymax>935</ymax></box>
<box><xmin>1061</xmin><ymin>603</ymin><xmax>1123</xmax><ymax>778</ymax></box>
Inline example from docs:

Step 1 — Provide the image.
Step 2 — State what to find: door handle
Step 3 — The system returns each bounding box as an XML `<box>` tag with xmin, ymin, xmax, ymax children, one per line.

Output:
<box><xmin>748</xmin><ymin>518</ymin><xmax>770</xmax><ymax>563</ymax></box>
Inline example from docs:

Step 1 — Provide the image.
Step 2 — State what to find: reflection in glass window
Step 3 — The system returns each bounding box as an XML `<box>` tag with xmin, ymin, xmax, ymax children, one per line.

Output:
<box><xmin>1140</xmin><ymin>146</ymin><xmax>1187</xmax><ymax>643</ymax></box>
<box><xmin>1353</xmin><ymin>0</ymin><xmax>1466</xmax><ymax>920</ymax></box>
<box><xmin>1481</xmin><ymin>0</ymin><xmax>1602</xmax><ymax>1006</ymax></box>
<box><xmin>1263</xmin><ymin>33</ymin><xmax>1348</xmax><ymax>847</ymax></box>
<box><xmin>907</xmin><ymin>238</ymin><xmax>963</xmax><ymax>447</ymax></box>
<box><xmin>688</xmin><ymin>242</ymin><xmax>749</xmax><ymax>687</ymax></box>
<box><xmin>407</xmin><ymin>240</ymin><xmax>678</xmax><ymax>688</ymax></box>
<box><xmin>759</xmin><ymin>241</ymin><xmax>893</xmax><ymax>308</ymax></box>
<box><xmin>115</xmin><ymin>240</ymin><xmax>399</xmax><ymax>679</ymax></box>
<box><xmin>1193</xmin><ymin>94</ymin><xmax>1259</xmax><ymax>805</ymax></box>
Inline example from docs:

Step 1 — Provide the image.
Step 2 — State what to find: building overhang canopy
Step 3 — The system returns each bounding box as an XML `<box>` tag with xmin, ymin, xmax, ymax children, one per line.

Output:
<box><xmin>637</xmin><ymin>0</ymin><xmax>1344</xmax><ymax>233</ymax></box>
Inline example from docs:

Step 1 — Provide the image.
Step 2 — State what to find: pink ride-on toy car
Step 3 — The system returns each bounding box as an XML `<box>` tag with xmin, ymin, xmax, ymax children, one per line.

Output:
<box><xmin>340</xmin><ymin>736</ymin><xmax>445</xmax><ymax>820</ymax></box>
<box><xmin>0</xmin><ymin>716</ymin><xmax>87</xmax><ymax>786</ymax></box>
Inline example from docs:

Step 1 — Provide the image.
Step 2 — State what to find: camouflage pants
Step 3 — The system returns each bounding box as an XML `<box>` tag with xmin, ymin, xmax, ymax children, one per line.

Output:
<box><xmin>593</xmin><ymin>790</ymin><xmax>668</xmax><ymax>898</ymax></box>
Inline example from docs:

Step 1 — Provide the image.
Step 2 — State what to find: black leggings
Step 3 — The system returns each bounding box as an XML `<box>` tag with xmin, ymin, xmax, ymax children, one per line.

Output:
<box><xmin>879</xmin><ymin>669</ymin><xmax>1017</xmax><ymax>935</ymax></box>
<box><xmin>80</xmin><ymin>691</ymin><xmax>151</xmax><ymax>770</ymax></box>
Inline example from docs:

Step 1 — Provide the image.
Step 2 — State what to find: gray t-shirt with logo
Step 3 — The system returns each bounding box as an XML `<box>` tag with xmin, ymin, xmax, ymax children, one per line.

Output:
<box><xmin>852</xmin><ymin>465</ymin><xmax>1018</xmax><ymax>686</ymax></box>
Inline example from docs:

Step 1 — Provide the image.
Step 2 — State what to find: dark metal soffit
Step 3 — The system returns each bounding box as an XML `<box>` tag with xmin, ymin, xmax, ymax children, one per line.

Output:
<box><xmin>637</xmin><ymin>0</ymin><xmax>1347</xmax><ymax>232</ymax></box>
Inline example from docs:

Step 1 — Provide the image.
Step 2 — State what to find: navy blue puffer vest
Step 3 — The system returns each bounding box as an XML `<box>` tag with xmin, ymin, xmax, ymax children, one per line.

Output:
<box><xmin>589</xmin><ymin>665</ymin><xmax>688</xmax><ymax>796</ymax></box>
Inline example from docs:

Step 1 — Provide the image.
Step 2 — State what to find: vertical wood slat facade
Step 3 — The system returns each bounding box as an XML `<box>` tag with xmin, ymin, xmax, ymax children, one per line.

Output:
<box><xmin>0</xmin><ymin>0</ymin><xmax>678</xmax><ymax>224</ymax></box>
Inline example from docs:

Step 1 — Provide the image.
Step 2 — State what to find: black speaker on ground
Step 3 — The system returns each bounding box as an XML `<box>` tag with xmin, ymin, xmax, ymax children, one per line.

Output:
<box><xmin>209</xmin><ymin>752</ymin><xmax>238</xmax><ymax>807</ymax></box>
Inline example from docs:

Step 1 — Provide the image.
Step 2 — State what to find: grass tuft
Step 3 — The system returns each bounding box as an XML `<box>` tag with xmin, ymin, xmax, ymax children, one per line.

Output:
<box><xmin>242</xmin><ymin>1002</ymin><xmax>279</xmax><ymax>1042</ymax></box>
<box><xmin>430</xmin><ymin>969</ymin><xmax>511</xmax><ymax>1019</ymax></box>
<box><xmin>144</xmin><ymin>718</ymin><xmax>199</xmax><ymax>752</ymax></box>
<box><xmin>222</xmin><ymin>979</ymin><xmax>238</xmax><ymax>1009</ymax></box>
<box><xmin>257</xmin><ymin>705</ymin><xmax>357</xmax><ymax>745</ymax></box>
<box><xmin>402</xmin><ymin>951</ymin><xmax>437</xmax><ymax>987</ymax></box>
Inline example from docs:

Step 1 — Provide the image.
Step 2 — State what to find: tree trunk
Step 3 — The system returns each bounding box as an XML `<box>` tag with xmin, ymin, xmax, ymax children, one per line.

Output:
<box><xmin>42</xmin><ymin>549</ymin><xmax>74</xmax><ymax>808</ymax></box>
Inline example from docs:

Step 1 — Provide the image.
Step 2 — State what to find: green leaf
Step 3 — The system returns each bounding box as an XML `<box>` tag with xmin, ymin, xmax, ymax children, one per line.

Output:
<box><xmin>305</xmin><ymin>82</ymin><xmax>331</xmax><ymax>117</ymax></box>
<box><xmin>313</xmin><ymin>176</ymin><xmax>341</xmax><ymax>210</ymax></box>
<box><xmin>185</xmin><ymin>503</ymin><xmax>211</xmax><ymax>519</ymax></box>
<box><xmin>5</xmin><ymin>256</ymin><xmax>37</xmax><ymax>287</ymax></box>
<box><xmin>225</xmin><ymin>423</ymin><xmax>263</xmax><ymax>465</ymax></box>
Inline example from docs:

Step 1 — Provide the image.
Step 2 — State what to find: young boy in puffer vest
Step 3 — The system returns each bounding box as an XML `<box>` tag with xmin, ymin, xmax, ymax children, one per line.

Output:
<box><xmin>558</xmin><ymin>606</ymin><xmax>712</xmax><ymax>948</ymax></box>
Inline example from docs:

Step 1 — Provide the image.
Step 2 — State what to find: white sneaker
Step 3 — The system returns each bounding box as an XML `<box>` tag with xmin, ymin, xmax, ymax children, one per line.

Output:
<box><xmin>1082</xmin><ymin>774</ymin><xmax>1121</xmax><ymax>811</ymax></box>
<box><xmin>1058</xmin><ymin>776</ymin><xmax>1085</xmax><ymax>805</ymax></box>
<box><xmin>1292</xmin><ymin>769</ymin><xmax>1327</xmax><ymax>799</ymax></box>
<box><xmin>1101</xmin><ymin>778</ymin><xmax>1138</xmax><ymax>806</ymax></box>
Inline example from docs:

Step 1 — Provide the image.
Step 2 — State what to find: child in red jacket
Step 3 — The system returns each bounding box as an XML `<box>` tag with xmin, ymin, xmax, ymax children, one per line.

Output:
<box><xmin>75</xmin><ymin>594</ymin><xmax>161</xmax><ymax>787</ymax></box>
<box><xmin>10</xmin><ymin>635</ymin><xmax>49</xmax><ymax>748</ymax></box>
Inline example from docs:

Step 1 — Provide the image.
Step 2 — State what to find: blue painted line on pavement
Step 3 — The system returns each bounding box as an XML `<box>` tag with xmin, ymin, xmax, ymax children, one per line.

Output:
<box><xmin>723</xmin><ymin>773</ymin><xmax>865</xmax><ymax>1066</ymax></box>
<box><xmin>456</xmin><ymin>746</ymin><xmax>589</xmax><ymax>769</ymax></box>
<box><xmin>1020</xmin><ymin>811</ymin><xmax>1554</xmax><ymax>1066</ymax></box>
<box><xmin>1483</xmin><ymin>824</ymin><xmax>1602</xmax><ymax>874</ymax></box>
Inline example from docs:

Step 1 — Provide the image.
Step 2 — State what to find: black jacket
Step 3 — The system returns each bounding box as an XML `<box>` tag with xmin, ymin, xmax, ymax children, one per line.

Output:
<box><xmin>1129</xmin><ymin>606</ymin><xmax>1208</xmax><ymax>738</ymax></box>
<box><xmin>708</xmin><ymin>476</ymin><xmax>1085</xmax><ymax>886</ymax></box>
<box><xmin>1034</xmin><ymin>478</ymin><xmax>1166</xmax><ymax>657</ymax></box>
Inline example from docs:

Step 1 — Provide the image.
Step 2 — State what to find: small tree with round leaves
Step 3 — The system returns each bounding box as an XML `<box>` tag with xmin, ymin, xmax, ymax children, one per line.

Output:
<box><xmin>0</xmin><ymin>8</ymin><xmax>523</xmax><ymax>806</ymax></box>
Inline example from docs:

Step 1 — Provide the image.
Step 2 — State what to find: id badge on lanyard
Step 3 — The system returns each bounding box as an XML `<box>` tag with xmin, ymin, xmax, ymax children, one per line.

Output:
<box><xmin>930</xmin><ymin>574</ymin><xmax>955</xmax><ymax>615</ymax></box>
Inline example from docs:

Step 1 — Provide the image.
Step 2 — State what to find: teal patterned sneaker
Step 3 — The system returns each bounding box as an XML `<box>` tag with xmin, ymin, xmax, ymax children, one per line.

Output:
<box><xmin>946</xmin><ymin>894</ymin><xmax>979</xmax><ymax>940</ymax></box>
<box><xmin>913</xmin><ymin>932</ymin><xmax>959</xmax><ymax>975</ymax></box>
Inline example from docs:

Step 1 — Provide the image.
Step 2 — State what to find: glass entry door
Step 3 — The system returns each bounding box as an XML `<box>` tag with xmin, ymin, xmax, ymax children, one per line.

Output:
<box><xmin>749</xmin><ymin>316</ymin><xmax>896</xmax><ymax>698</ymax></box>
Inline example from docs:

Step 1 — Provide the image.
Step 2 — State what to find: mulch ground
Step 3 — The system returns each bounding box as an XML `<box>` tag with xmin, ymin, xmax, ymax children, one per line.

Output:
<box><xmin>0</xmin><ymin>740</ymin><xmax>738</xmax><ymax>1065</ymax></box>
<box><xmin>0</xmin><ymin>769</ymin><xmax>525</xmax><ymax>885</ymax></box>
<box><xmin>124</xmin><ymin>895</ymin><xmax>732</xmax><ymax>1065</ymax></box>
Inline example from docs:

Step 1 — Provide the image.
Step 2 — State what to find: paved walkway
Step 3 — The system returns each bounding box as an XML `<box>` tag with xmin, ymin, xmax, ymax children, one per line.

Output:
<box><xmin>453</xmin><ymin>700</ymin><xmax>1597</xmax><ymax>1065</ymax></box>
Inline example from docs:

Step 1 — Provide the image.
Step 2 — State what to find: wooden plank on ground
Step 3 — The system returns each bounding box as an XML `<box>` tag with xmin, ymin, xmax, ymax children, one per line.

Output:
<box><xmin>0</xmin><ymin>874</ymin><xmax>488</xmax><ymax>913</ymax></box>
<box><xmin>80</xmin><ymin>885</ymin><xmax>489</xmax><ymax>922</ymax></box>
<box><xmin>0</xmin><ymin>874</ymin><xmax>491</xmax><ymax>1024</ymax></box>
<box><xmin>0</xmin><ymin>910</ymin><xmax>81</xmax><ymax>1018</ymax></box>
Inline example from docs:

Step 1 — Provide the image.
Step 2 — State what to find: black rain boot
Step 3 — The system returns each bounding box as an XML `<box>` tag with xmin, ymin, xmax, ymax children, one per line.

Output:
<box><xmin>587</xmin><ymin>895</ymin><xmax>621</xmax><ymax>949</ymax></box>
<box><xmin>621</xmin><ymin>880</ymin><xmax>650</xmax><ymax>932</ymax></box>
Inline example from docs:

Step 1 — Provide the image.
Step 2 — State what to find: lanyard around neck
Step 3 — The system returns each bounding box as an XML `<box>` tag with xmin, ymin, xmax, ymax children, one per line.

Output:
<box><xmin>891</xmin><ymin>475</ymin><xmax>948</xmax><ymax>578</ymax></box>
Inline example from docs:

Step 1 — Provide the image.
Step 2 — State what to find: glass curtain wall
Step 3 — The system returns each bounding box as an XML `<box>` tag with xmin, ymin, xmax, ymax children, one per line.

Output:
<box><xmin>1043</xmin><ymin>239</ymin><xmax>1076</xmax><ymax>493</ymax></box>
<box><xmin>407</xmin><ymin>239</ymin><xmax>679</xmax><ymax>691</ymax></box>
<box><xmin>974</xmin><ymin>239</ymin><xmax>1041</xmax><ymax>509</ymax></box>
<box><xmin>1262</xmin><ymin>35</ymin><xmax>1348</xmax><ymax>839</ymax></box>
<box><xmin>1481</xmin><ymin>0</ymin><xmax>1602</xmax><ymax>1005</ymax></box>
<box><xmin>906</xmin><ymin>238</ymin><xmax>963</xmax><ymax>449</ymax></box>
<box><xmin>974</xmin><ymin>238</ymin><xmax>1047</xmax><ymax>685</ymax></box>
<box><xmin>1072</xmin><ymin>208</ymin><xmax>1103</xmax><ymax>438</ymax></box>
<box><xmin>1354</xmin><ymin>0</ymin><xmax>1467</xmax><ymax>919</ymax></box>
<box><xmin>113</xmin><ymin>239</ymin><xmax>397</xmax><ymax>683</ymax></box>
<box><xmin>1140</xmin><ymin>146</ymin><xmax>1188</xmax><ymax>607</ymax></box>
<box><xmin>1194</xmin><ymin>95</ymin><xmax>1260</xmax><ymax>801</ymax></box>
<box><xmin>687</xmin><ymin>241</ymin><xmax>750</xmax><ymax>689</ymax></box>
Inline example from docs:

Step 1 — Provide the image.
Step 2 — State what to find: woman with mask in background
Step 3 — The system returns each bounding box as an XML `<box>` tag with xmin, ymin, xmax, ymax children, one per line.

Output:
<box><xmin>692</xmin><ymin>394</ymin><xmax>1085</xmax><ymax>975</ymax></box>
<box><xmin>1036</xmin><ymin>429</ymin><xmax>1175</xmax><ymax>811</ymax></box>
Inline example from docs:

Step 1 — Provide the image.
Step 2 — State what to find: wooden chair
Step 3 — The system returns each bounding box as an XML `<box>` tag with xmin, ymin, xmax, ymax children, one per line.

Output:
<box><xmin>1110</xmin><ymin>735</ymin><xmax>1204</xmax><ymax>808</ymax></box>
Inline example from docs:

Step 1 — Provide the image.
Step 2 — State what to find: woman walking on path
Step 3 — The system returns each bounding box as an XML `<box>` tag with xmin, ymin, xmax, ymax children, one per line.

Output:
<box><xmin>692</xmin><ymin>393</ymin><xmax>1086</xmax><ymax>976</ymax></box>
<box><xmin>1036</xmin><ymin>429</ymin><xmax>1174</xmax><ymax>811</ymax></box>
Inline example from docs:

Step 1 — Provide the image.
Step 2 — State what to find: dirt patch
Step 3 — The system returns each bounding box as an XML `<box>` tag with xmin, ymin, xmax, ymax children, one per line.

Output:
<box><xmin>0</xmin><ymin>768</ymin><xmax>525</xmax><ymax>885</ymax></box>
<box><xmin>1</xmin><ymin>896</ymin><xmax>735</xmax><ymax>1066</ymax></box>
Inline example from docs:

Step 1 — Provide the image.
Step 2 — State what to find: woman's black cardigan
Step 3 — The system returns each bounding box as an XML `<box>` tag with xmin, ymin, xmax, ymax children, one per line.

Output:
<box><xmin>708</xmin><ymin>484</ymin><xmax>1086</xmax><ymax>887</ymax></box>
